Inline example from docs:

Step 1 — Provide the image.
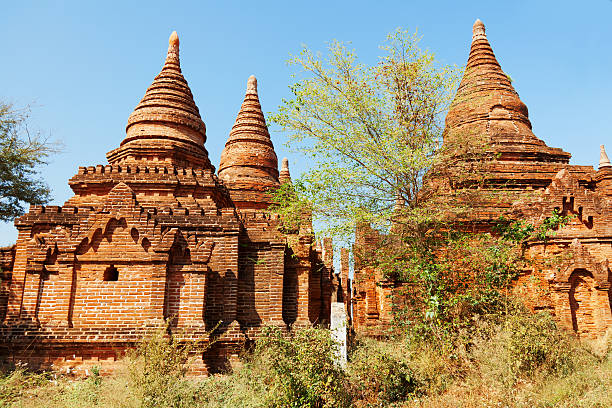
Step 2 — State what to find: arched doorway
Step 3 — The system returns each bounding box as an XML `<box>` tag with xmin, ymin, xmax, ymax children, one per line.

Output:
<box><xmin>569</xmin><ymin>268</ymin><xmax>596</xmax><ymax>337</ymax></box>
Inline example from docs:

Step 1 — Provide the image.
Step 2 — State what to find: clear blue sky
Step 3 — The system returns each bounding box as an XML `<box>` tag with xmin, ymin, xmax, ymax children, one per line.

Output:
<box><xmin>1</xmin><ymin>0</ymin><xmax>611</xmax><ymax>245</ymax></box>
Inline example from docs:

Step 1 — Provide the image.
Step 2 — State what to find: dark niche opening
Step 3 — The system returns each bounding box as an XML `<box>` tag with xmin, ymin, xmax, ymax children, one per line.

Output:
<box><xmin>103</xmin><ymin>265</ymin><xmax>119</xmax><ymax>281</ymax></box>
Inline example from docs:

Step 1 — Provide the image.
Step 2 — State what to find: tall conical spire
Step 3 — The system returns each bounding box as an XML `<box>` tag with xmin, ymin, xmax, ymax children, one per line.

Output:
<box><xmin>279</xmin><ymin>158</ymin><xmax>292</xmax><ymax>184</ymax></box>
<box><xmin>218</xmin><ymin>75</ymin><xmax>279</xmax><ymax>209</ymax></box>
<box><xmin>444</xmin><ymin>20</ymin><xmax>570</xmax><ymax>163</ymax></box>
<box><xmin>600</xmin><ymin>145</ymin><xmax>612</xmax><ymax>169</ymax></box>
<box><xmin>107</xmin><ymin>32</ymin><xmax>212</xmax><ymax>169</ymax></box>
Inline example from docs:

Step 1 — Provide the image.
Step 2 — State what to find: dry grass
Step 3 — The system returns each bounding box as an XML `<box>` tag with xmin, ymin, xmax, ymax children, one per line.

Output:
<box><xmin>1</xmin><ymin>317</ymin><xmax>611</xmax><ymax>408</ymax></box>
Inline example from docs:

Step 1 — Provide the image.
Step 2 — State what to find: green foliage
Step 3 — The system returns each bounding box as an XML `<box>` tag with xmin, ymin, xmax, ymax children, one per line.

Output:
<box><xmin>1</xmin><ymin>316</ymin><xmax>611</xmax><ymax>407</ymax></box>
<box><xmin>127</xmin><ymin>325</ymin><xmax>198</xmax><ymax>408</ymax></box>
<box><xmin>471</xmin><ymin>310</ymin><xmax>592</xmax><ymax>399</ymax></box>
<box><xmin>504</xmin><ymin>312</ymin><xmax>577</xmax><ymax>377</ymax></box>
<box><xmin>54</xmin><ymin>366</ymin><xmax>103</xmax><ymax>407</ymax></box>
<box><xmin>270</xmin><ymin>29</ymin><xmax>460</xmax><ymax>239</ymax></box>
<box><xmin>497</xmin><ymin>208</ymin><xmax>572</xmax><ymax>243</ymax></box>
<box><xmin>371</xmin><ymin>228</ymin><xmax>522</xmax><ymax>342</ymax></box>
<box><xmin>199</xmin><ymin>326</ymin><xmax>351</xmax><ymax>408</ymax></box>
<box><xmin>0</xmin><ymin>367</ymin><xmax>49</xmax><ymax>407</ymax></box>
<box><xmin>254</xmin><ymin>326</ymin><xmax>351</xmax><ymax>408</ymax></box>
<box><xmin>0</xmin><ymin>102</ymin><xmax>59</xmax><ymax>221</ymax></box>
<box><xmin>348</xmin><ymin>338</ymin><xmax>422</xmax><ymax>404</ymax></box>
<box><xmin>372</xmin><ymin>206</ymin><xmax>572</xmax><ymax>344</ymax></box>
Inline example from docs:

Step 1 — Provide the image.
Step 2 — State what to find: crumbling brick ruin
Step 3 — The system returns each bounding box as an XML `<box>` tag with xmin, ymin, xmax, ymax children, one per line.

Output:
<box><xmin>351</xmin><ymin>20</ymin><xmax>612</xmax><ymax>339</ymax></box>
<box><xmin>0</xmin><ymin>32</ymin><xmax>342</xmax><ymax>374</ymax></box>
<box><xmin>2</xmin><ymin>20</ymin><xmax>610</xmax><ymax>374</ymax></box>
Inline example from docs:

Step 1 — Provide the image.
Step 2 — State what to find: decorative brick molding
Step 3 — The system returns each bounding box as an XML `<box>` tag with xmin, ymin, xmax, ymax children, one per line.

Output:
<box><xmin>0</xmin><ymin>32</ymin><xmax>339</xmax><ymax>374</ymax></box>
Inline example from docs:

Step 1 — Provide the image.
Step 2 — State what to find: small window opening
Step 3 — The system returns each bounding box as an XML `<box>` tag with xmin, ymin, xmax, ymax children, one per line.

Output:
<box><xmin>104</xmin><ymin>265</ymin><xmax>119</xmax><ymax>281</ymax></box>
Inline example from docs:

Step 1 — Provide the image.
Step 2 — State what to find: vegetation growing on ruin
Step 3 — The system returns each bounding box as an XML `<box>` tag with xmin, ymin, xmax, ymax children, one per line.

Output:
<box><xmin>1</xmin><ymin>24</ymin><xmax>610</xmax><ymax>408</ymax></box>
<box><xmin>1</xmin><ymin>316</ymin><xmax>611</xmax><ymax>407</ymax></box>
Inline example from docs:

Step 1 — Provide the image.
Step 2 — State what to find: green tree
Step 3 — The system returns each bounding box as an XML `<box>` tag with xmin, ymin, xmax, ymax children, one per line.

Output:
<box><xmin>270</xmin><ymin>29</ymin><xmax>461</xmax><ymax>239</ymax></box>
<box><xmin>270</xmin><ymin>30</ymin><xmax>572</xmax><ymax>339</ymax></box>
<box><xmin>0</xmin><ymin>102</ymin><xmax>57</xmax><ymax>221</ymax></box>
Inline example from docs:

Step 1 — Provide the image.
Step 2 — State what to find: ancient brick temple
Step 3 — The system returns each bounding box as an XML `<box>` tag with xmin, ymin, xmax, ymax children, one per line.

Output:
<box><xmin>0</xmin><ymin>32</ymin><xmax>339</xmax><ymax>373</ymax></box>
<box><xmin>351</xmin><ymin>20</ymin><xmax>612</xmax><ymax>338</ymax></box>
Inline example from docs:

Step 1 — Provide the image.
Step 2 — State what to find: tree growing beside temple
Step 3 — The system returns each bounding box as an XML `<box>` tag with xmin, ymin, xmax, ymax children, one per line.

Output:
<box><xmin>0</xmin><ymin>102</ymin><xmax>58</xmax><ymax>221</ymax></box>
<box><xmin>270</xmin><ymin>29</ymin><xmax>461</xmax><ymax>239</ymax></box>
<box><xmin>269</xmin><ymin>28</ymin><xmax>569</xmax><ymax>339</ymax></box>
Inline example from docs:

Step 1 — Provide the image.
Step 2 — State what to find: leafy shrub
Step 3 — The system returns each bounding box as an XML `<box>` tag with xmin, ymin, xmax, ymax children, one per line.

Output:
<box><xmin>0</xmin><ymin>367</ymin><xmax>49</xmax><ymax>406</ymax></box>
<box><xmin>473</xmin><ymin>310</ymin><xmax>586</xmax><ymax>391</ymax></box>
<box><xmin>348</xmin><ymin>338</ymin><xmax>422</xmax><ymax>404</ymax></box>
<box><xmin>251</xmin><ymin>326</ymin><xmax>351</xmax><ymax>408</ymax></box>
<box><xmin>54</xmin><ymin>366</ymin><xmax>103</xmax><ymax>407</ymax></box>
<box><xmin>505</xmin><ymin>311</ymin><xmax>577</xmax><ymax>377</ymax></box>
<box><xmin>127</xmin><ymin>325</ymin><xmax>199</xmax><ymax>408</ymax></box>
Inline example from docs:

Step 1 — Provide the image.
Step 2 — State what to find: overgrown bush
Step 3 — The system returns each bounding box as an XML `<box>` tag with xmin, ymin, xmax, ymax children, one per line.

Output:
<box><xmin>127</xmin><ymin>325</ymin><xmax>199</xmax><ymax>408</ymax></box>
<box><xmin>0</xmin><ymin>367</ymin><xmax>49</xmax><ymax>407</ymax></box>
<box><xmin>348</xmin><ymin>337</ymin><xmax>422</xmax><ymax>404</ymax></box>
<box><xmin>254</xmin><ymin>326</ymin><xmax>352</xmax><ymax>408</ymax></box>
<box><xmin>53</xmin><ymin>366</ymin><xmax>103</xmax><ymax>407</ymax></box>
<box><xmin>199</xmin><ymin>326</ymin><xmax>351</xmax><ymax>408</ymax></box>
<box><xmin>472</xmin><ymin>310</ymin><xmax>589</xmax><ymax>391</ymax></box>
<box><xmin>505</xmin><ymin>312</ymin><xmax>577</xmax><ymax>377</ymax></box>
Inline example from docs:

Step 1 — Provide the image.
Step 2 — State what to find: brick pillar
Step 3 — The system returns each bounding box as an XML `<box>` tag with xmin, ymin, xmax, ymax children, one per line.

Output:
<box><xmin>268</xmin><ymin>242</ymin><xmax>285</xmax><ymax>325</ymax></box>
<box><xmin>5</xmin><ymin>229</ymin><xmax>30</xmax><ymax>321</ymax></box>
<box><xmin>553</xmin><ymin>284</ymin><xmax>573</xmax><ymax>331</ymax></box>
<box><xmin>340</xmin><ymin>248</ymin><xmax>352</xmax><ymax>322</ymax></box>
<box><xmin>294</xmin><ymin>235</ymin><xmax>312</xmax><ymax>327</ymax></box>
<box><xmin>222</xmin><ymin>234</ymin><xmax>239</xmax><ymax>324</ymax></box>
<box><xmin>55</xmin><ymin>263</ymin><xmax>76</xmax><ymax>326</ymax></box>
<box><xmin>295</xmin><ymin>263</ymin><xmax>311</xmax><ymax>326</ymax></box>
<box><xmin>178</xmin><ymin>272</ymin><xmax>206</xmax><ymax>326</ymax></box>
<box><xmin>323</xmin><ymin>238</ymin><xmax>333</xmax><ymax>268</ymax></box>
<box><xmin>595</xmin><ymin>285</ymin><xmax>612</xmax><ymax>336</ymax></box>
<box><xmin>20</xmin><ymin>272</ymin><xmax>41</xmax><ymax>321</ymax></box>
<box><xmin>148</xmin><ymin>264</ymin><xmax>167</xmax><ymax>322</ymax></box>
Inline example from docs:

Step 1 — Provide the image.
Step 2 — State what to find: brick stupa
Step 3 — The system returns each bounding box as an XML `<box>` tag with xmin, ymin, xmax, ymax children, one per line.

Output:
<box><xmin>351</xmin><ymin>20</ymin><xmax>612</xmax><ymax>338</ymax></box>
<box><xmin>0</xmin><ymin>33</ymin><xmax>338</xmax><ymax>374</ymax></box>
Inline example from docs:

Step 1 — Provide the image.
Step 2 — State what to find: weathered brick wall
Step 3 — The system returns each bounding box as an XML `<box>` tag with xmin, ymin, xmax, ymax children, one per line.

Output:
<box><xmin>0</xmin><ymin>246</ymin><xmax>14</xmax><ymax>322</ymax></box>
<box><xmin>349</xmin><ymin>21</ymin><xmax>612</xmax><ymax>339</ymax></box>
<box><xmin>0</xmin><ymin>32</ymin><xmax>338</xmax><ymax>375</ymax></box>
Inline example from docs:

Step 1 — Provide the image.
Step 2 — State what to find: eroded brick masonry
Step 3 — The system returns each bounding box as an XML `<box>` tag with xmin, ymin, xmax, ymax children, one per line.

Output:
<box><xmin>0</xmin><ymin>32</ymin><xmax>340</xmax><ymax>374</ymax></box>
<box><xmin>351</xmin><ymin>20</ymin><xmax>612</xmax><ymax>339</ymax></box>
<box><xmin>2</xmin><ymin>21</ymin><xmax>611</xmax><ymax>373</ymax></box>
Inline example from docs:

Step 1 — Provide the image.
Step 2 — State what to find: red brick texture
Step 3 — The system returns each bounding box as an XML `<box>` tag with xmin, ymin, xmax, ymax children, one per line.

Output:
<box><xmin>350</xmin><ymin>20</ymin><xmax>612</xmax><ymax>339</ymax></box>
<box><xmin>0</xmin><ymin>33</ymin><xmax>335</xmax><ymax>375</ymax></box>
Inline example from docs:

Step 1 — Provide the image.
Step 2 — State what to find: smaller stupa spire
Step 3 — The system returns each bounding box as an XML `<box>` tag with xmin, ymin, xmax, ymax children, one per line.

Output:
<box><xmin>247</xmin><ymin>75</ymin><xmax>258</xmax><ymax>95</ymax></box>
<box><xmin>472</xmin><ymin>19</ymin><xmax>486</xmax><ymax>39</ymax></box>
<box><xmin>218</xmin><ymin>75</ymin><xmax>279</xmax><ymax>209</ymax></box>
<box><xmin>599</xmin><ymin>145</ymin><xmax>612</xmax><ymax>169</ymax></box>
<box><xmin>279</xmin><ymin>157</ymin><xmax>292</xmax><ymax>184</ymax></box>
<box><xmin>165</xmin><ymin>31</ymin><xmax>180</xmax><ymax>69</ymax></box>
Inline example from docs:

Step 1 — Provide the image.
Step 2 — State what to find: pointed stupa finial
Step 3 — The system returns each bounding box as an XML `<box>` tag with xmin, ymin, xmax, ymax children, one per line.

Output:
<box><xmin>279</xmin><ymin>157</ymin><xmax>292</xmax><ymax>184</ymax></box>
<box><xmin>165</xmin><ymin>31</ymin><xmax>180</xmax><ymax>67</ymax></box>
<box><xmin>443</xmin><ymin>19</ymin><xmax>571</xmax><ymax>164</ymax></box>
<box><xmin>169</xmin><ymin>31</ymin><xmax>179</xmax><ymax>46</ymax></box>
<box><xmin>473</xmin><ymin>19</ymin><xmax>486</xmax><ymax>39</ymax></box>
<box><xmin>247</xmin><ymin>75</ymin><xmax>258</xmax><ymax>95</ymax></box>
<box><xmin>599</xmin><ymin>145</ymin><xmax>612</xmax><ymax>169</ymax></box>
